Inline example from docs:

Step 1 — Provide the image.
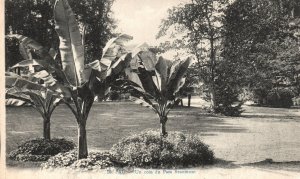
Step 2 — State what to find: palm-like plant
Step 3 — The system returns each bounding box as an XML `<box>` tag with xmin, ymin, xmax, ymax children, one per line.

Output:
<box><xmin>122</xmin><ymin>48</ymin><xmax>192</xmax><ymax>137</ymax></box>
<box><xmin>6</xmin><ymin>0</ymin><xmax>132</xmax><ymax>159</ymax></box>
<box><xmin>6</xmin><ymin>72</ymin><xmax>62</xmax><ymax>140</ymax></box>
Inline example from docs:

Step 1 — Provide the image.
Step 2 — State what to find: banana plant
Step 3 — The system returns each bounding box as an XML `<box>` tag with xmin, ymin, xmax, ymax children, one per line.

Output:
<box><xmin>122</xmin><ymin>48</ymin><xmax>192</xmax><ymax>137</ymax></box>
<box><xmin>6</xmin><ymin>0</ymin><xmax>132</xmax><ymax>159</ymax></box>
<box><xmin>6</xmin><ymin>72</ymin><xmax>62</xmax><ymax>140</ymax></box>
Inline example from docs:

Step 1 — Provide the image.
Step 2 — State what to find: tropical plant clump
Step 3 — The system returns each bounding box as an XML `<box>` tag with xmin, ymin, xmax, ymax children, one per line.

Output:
<box><xmin>110</xmin><ymin>130</ymin><xmax>215</xmax><ymax>168</ymax></box>
<box><xmin>6</xmin><ymin>71</ymin><xmax>62</xmax><ymax>140</ymax></box>
<box><xmin>121</xmin><ymin>48</ymin><xmax>191</xmax><ymax>137</ymax></box>
<box><xmin>9</xmin><ymin>138</ymin><xmax>75</xmax><ymax>162</ymax></box>
<box><xmin>6</xmin><ymin>0</ymin><xmax>133</xmax><ymax>159</ymax></box>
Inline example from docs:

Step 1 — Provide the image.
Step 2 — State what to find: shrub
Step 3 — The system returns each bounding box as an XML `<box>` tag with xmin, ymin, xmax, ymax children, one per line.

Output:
<box><xmin>215</xmin><ymin>103</ymin><xmax>244</xmax><ymax>117</ymax></box>
<box><xmin>293</xmin><ymin>97</ymin><xmax>300</xmax><ymax>106</ymax></box>
<box><xmin>108</xmin><ymin>91</ymin><xmax>121</xmax><ymax>101</ymax></box>
<box><xmin>110</xmin><ymin>130</ymin><xmax>215</xmax><ymax>168</ymax></box>
<box><xmin>266</xmin><ymin>88</ymin><xmax>294</xmax><ymax>108</ymax></box>
<box><xmin>41</xmin><ymin>150</ymin><xmax>121</xmax><ymax>171</ymax></box>
<box><xmin>9</xmin><ymin>138</ymin><xmax>75</xmax><ymax>162</ymax></box>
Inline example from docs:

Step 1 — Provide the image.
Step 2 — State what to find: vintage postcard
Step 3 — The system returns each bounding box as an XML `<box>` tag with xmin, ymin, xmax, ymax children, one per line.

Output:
<box><xmin>1</xmin><ymin>0</ymin><xmax>300</xmax><ymax>178</ymax></box>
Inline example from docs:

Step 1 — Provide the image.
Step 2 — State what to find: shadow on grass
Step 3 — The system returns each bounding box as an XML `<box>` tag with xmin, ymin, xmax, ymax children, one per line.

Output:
<box><xmin>240</xmin><ymin>114</ymin><xmax>300</xmax><ymax>120</ymax></box>
<box><xmin>6</xmin><ymin>158</ymin><xmax>42</xmax><ymax>169</ymax></box>
<box><xmin>212</xmin><ymin>158</ymin><xmax>240</xmax><ymax>169</ymax></box>
<box><xmin>242</xmin><ymin>159</ymin><xmax>300</xmax><ymax>172</ymax></box>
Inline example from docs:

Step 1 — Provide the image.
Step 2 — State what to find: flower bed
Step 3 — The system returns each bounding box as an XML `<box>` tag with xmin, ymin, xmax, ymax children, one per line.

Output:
<box><xmin>110</xmin><ymin>130</ymin><xmax>215</xmax><ymax>168</ymax></box>
<box><xmin>9</xmin><ymin>138</ymin><xmax>75</xmax><ymax>162</ymax></box>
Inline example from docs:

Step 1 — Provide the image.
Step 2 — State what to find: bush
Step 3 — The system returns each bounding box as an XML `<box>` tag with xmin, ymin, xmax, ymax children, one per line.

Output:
<box><xmin>266</xmin><ymin>88</ymin><xmax>294</xmax><ymax>108</ymax></box>
<box><xmin>41</xmin><ymin>150</ymin><xmax>122</xmax><ymax>171</ymax></box>
<box><xmin>9</xmin><ymin>138</ymin><xmax>75</xmax><ymax>162</ymax></box>
<box><xmin>110</xmin><ymin>130</ymin><xmax>214</xmax><ymax>168</ymax></box>
<box><xmin>108</xmin><ymin>91</ymin><xmax>120</xmax><ymax>101</ymax></box>
<box><xmin>215</xmin><ymin>103</ymin><xmax>244</xmax><ymax>117</ymax></box>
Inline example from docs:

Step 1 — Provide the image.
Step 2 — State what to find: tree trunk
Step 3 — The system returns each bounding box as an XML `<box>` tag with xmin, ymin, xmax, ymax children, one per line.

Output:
<box><xmin>210</xmin><ymin>90</ymin><xmax>216</xmax><ymax>111</ymax></box>
<box><xmin>188</xmin><ymin>93</ymin><xmax>191</xmax><ymax>107</ymax></box>
<box><xmin>210</xmin><ymin>37</ymin><xmax>216</xmax><ymax>111</ymax></box>
<box><xmin>43</xmin><ymin>118</ymin><xmax>51</xmax><ymax>140</ymax></box>
<box><xmin>160</xmin><ymin>116</ymin><xmax>168</xmax><ymax>137</ymax></box>
<box><xmin>78</xmin><ymin>121</ymin><xmax>88</xmax><ymax>159</ymax></box>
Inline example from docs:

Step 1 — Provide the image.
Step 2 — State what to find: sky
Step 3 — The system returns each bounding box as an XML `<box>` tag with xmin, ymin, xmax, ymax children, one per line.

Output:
<box><xmin>112</xmin><ymin>0</ymin><xmax>184</xmax><ymax>46</ymax></box>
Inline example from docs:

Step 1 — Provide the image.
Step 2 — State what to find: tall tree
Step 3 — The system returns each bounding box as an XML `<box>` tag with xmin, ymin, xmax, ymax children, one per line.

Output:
<box><xmin>157</xmin><ymin>0</ymin><xmax>229</xmax><ymax>111</ymax></box>
<box><xmin>223</xmin><ymin>0</ymin><xmax>300</xmax><ymax>103</ymax></box>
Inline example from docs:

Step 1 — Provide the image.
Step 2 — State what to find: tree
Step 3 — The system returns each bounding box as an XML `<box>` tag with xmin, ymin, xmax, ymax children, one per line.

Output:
<box><xmin>5</xmin><ymin>0</ymin><xmax>116</xmax><ymax>69</ymax></box>
<box><xmin>6</xmin><ymin>71</ymin><xmax>62</xmax><ymax>140</ymax></box>
<box><xmin>157</xmin><ymin>0</ymin><xmax>229</xmax><ymax>111</ymax></box>
<box><xmin>6</xmin><ymin>0</ymin><xmax>132</xmax><ymax>159</ymax></box>
<box><xmin>223</xmin><ymin>0</ymin><xmax>300</xmax><ymax>104</ymax></box>
<box><xmin>122</xmin><ymin>48</ymin><xmax>191</xmax><ymax>137</ymax></box>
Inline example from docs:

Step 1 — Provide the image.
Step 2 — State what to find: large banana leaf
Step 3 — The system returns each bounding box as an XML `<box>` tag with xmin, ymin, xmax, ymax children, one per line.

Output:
<box><xmin>6</xmin><ymin>75</ymin><xmax>46</xmax><ymax>91</ymax></box>
<box><xmin>6</xmin><ymin>88</ymin><xmax>33</xmax><ymax>105</ymax></box>
<box><xmin>101</xmin><ymin>34</ymin><xmax>133</xmax><ymax>70</ymax></box>
<box><xmin>5</xmin><ymin>72</ymin><xmax>69</xmax><ymax>99</ymax></box>
<box><xmin>54</xmin><ymin>0</ymin><xmax>86</xmax><ymax>86</ymax></box>
<box><xmin>167</xmin><ymin>57</ymin><xmax>192</xmax><ymax>95</ymax></box>
<box><xmin>106</xmin><ymin>53</ymin><xmax>132</xmax><ymax>78</ymax></box>
<box><xmin>85</xmin><ymin>34</ymin><xmax>133</xmax><ymax>82</ymax></box>
<box><xmin>131</xmin><ymin>44</ymin><xmax>157</xmax><ymax>71</ymax></box>
<box><xmin>6</xmin><ymin>34</ymin><xmax>69</xmax><ymax>85</ymax></box>
<box><xmin>5</xmin><ymin>98</ymin><xmax>27</xmax><ymax>106</ymax></box>
<box><xmin>32</xmin><ymin>70</ymin><xmax>71</xmax><ymax>98</ymax></box>
<box><xmin>124</xmin><ymin>49</ymin><xmax>192</xmax><ymax>111</ymax></box>
<box><xmin>7</xmin><ymin>87</ymin><xmax>61</xmax><ymax>116</ymax></box>
<box><xmin>10</xmin><ymin>59</ymin><xmax>40</xmax><ymax>69</ymax></box>
<box><xmin>154</xmin><ymin>56</ymin><xmax>170</xmax><ymax>91</ymax></box>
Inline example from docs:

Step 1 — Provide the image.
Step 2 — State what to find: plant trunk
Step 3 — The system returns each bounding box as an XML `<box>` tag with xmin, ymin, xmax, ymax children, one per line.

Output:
<box><xmin>43</xmin><ymin>118</ymin><xmax>51</xmax><ymax>140</ymax></box>
<box><xmin>78</xmin><ymin>121</ymin><xmax>88</xmax><ymax>159</ymax></box>
<box><xmin>160</xmin><ymin>116</ymin><xmax>168</xmax><ymax>137</ymax></box>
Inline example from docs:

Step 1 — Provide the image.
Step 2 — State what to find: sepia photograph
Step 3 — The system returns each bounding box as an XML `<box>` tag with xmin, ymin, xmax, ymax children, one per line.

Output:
<box><xmin>1</xmin><ymin>0</ymin><xmax>300</xmax><ymax>178</ymax></box>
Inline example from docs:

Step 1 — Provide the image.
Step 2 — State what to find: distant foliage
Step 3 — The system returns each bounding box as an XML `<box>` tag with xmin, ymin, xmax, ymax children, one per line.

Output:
<box><xmin>9</xmin><ymin>138</ymin><xmax>75</xmax><ymax>162</ymax></box>
<box><xmin>110</xmin><ymin>130</ymin><xmax>215</xmax><ymax>168</ymax></box>
<box><xmin>266</xmin><ymin>88</ymin><xmax>295</xmax><ymax>108</ymax></box>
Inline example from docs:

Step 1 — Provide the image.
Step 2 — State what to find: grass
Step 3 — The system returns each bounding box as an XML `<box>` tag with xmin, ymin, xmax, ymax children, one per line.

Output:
<box><xmin>6</xmin><ymin>102</ymin><xmax>225</xmax><ymax>167</ymax></box>
<box><xmin>6</xmin><ymin>101</ymin><xmax>300</xmax><ymax>169</ymax></box>
<box><xmin>6</xmin><ymin>102</ymin><xmax>226</xmax><ymax>151</ymax></box>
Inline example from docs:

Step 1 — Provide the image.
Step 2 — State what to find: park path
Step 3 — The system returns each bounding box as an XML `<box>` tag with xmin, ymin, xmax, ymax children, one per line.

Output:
<box><xmin>182</xmin><ymin>97</ymin><xmax>300</xmax><ymax>165</ymax></box>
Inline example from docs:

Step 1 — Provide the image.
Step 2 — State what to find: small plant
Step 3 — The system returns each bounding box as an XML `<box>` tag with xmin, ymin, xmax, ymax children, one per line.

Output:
<box><xmin>121</xmin><ymin>48</ymin><xmax>191</xmax><ymax>137</ymax></box>
<box><xmin>9</xmin><ymin>138</ymin><xmax>75</xmax><ymax>162</ymax></box>
<box><xmin>110</xmin><ymin>130</ymin><xmax>215</xmax><ymax>168</ymax></box>
<box><xmin>6</xmin><ymin>72</ymin><xmax>62</xmax><ymax>140</ymax></box>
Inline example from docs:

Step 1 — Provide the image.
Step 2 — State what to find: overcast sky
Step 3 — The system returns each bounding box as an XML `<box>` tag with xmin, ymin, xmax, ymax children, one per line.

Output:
<box><xmin>112</xmin><ymin>0</ymin><xmax>184</xmax><ymax>46</ymax></box>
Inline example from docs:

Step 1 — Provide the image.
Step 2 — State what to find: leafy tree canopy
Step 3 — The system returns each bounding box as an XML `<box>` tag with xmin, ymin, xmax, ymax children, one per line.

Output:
<box><xmin>5</xmin><ymin>0</ymin><xmax>116</xmax><ymax>69</ymax></box>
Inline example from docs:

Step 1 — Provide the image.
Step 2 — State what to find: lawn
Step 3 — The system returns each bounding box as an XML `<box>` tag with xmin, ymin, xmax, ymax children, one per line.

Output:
<box><xmin>5</xmin><ymin>100</ymin><xmax>300</xmax><ymax>170</ymax></box>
